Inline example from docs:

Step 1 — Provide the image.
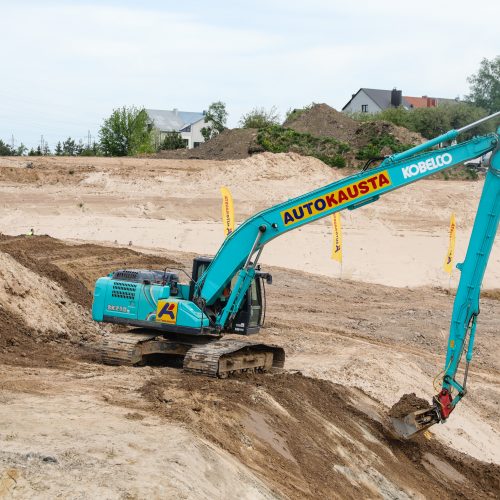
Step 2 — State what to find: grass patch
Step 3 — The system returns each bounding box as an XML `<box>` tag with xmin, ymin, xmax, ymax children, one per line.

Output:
<box><xmin>356</xmin><ymin>133</ymin><xmax>414</xmax><ymax>160</ymax></box>
<box><xmin>257</xmin><ymin>125</ymin><xmax>349</xmax><ymax>168</ymax></box>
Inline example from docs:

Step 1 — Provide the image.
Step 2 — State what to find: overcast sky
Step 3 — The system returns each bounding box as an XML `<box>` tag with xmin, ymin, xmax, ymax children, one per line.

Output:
<box><xmin>0</xmin><ymin>0</ymin><xmax>498</xmax><ymax>150</ymax></box>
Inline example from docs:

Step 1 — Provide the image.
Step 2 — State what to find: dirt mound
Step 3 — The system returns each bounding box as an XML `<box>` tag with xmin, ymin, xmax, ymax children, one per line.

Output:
<box><xmin>0</xmin><ymin>235</ymin><xmax>180</xmax><ymax>308</ymax></box>
<box><xmin>155</xmin><ymin>128</ymin><xmax>262</xmax><ymax>160</ymax></box>
<box><xmin>0</xmin><ymin>249</ymin><xmax>102</xmax><ymax>366</ymax></box>
<box><xmin>355</xmin><ymin>120</ymin><xmax>425</xmax><ymax>150</ymax></box>
<box><xmin>389</xmin><ymin>393</ymin><xmax>433</xmax><ymax>419</ymax></box>
<box><xmin>284</xmin><ymin>103</ymin><xmax>359</xmax><ymax>143</ymax></box>
<box><xmin>284</xmin><ymin>103</ymin><xmax>425</xmax><ymax>155</ymax></box>
<box><xmin>139</xmin><ymin>370</ymin><xmax>499</xmax><ymax>499</ymax></box>
<box><xmin>0</xmin><ymin>235</ymin><xmax>181</xmax><ymax>366</ymax></box>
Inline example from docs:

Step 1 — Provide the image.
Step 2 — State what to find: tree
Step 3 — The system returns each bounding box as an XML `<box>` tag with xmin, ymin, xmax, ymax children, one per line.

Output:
<box><xmin>75</xmin><ymin>139</ymin><xmax>85</xmax><ymax>156</ymax></box>
<box><xmin>55</xmin><ymin>142</ymin><xmax>63</xmax><ymax>156</ymax></box>
<box><xmin>239</xmin><ymin>106</ymin><xmax>280</xmax><ymax>129</ymax></box>
<box><xmin>201</xmin><ymin>101</ymin><xmax>228</xmax><ymax>141</ymax></box>
<box><xmin>99</xmin><ymin>106</ymin><xmax>154</xmax><ymax>156</ymax></box>
<box><xmin>62</xmin><ymin>137</ymin><xmax>77</xmax><ymax>156</ymax></box>
<box><xmin>0</xmin><ymin>139</ymin><xmax>13</xmax><ymax>155</ymax></box>
<box><xmin>466</xmin><ymin>56</ymin><xmax>500</xmax><ymax>114</ymax></box>
<box><xmin>160</xmin><ymin>131</ymin><xmax>186</xmax><ymax>150</ymax></box>
<box><xmin>15</xmin><ymin>143</ymin><xmax>27</xmax><ymax>156</ymax></box>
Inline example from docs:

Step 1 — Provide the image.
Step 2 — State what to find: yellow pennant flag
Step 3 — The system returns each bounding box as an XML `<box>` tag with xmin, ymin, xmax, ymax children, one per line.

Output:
<box><xmin>331</xmin><ymin>212</ymin><xmax>343</xmax><ymax>263</ymax></box>
<box><xmin>220</xmin><ymin>186</ymin><xmax>235</xmax><ymax>237</ymax></box>
<box><xmin>443</xmin><ymin>213</ymin><xmax>456</xmax><ymax>274</ymax></box>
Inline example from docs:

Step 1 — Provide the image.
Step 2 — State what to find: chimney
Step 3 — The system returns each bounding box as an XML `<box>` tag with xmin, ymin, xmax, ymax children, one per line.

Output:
<box><xmin>391</xmin><ymin>88</ymin><xmax>402</xmax><ymax>107</ymax></box>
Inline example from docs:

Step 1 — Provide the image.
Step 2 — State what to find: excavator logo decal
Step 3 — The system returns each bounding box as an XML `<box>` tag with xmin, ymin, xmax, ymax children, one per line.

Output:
<box><xmin>401</xmin><ymin>153</ymin><xmax>453</xmax><ymax>179</ymax></box>
<box><xmin>281</xmin><ymin>171</ymin><xmax>392</xmax><ymax>226</ymax></box>
<box><xmin>157</xmin><ymin>300</ymin><xmax>178</xmax><ymax>324</ymax></box>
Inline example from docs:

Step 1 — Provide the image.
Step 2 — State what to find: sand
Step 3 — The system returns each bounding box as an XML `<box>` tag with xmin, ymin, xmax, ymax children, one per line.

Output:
<box><xmin>0</xmin><ymin>154</ymin><xmax>498</xmax><ymax>289</ymax></box>
<box><xmin>0</xmin><ymin>152</ymin><xmax>499</xmax><ymax>498</ymax></box>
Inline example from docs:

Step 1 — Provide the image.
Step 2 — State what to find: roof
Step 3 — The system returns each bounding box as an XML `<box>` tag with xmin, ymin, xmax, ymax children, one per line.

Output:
<box><xmin>404</xmin><ymin>96</ymin><xmax>459</xmax><ymax>108</ymax></box>
<box><xmin>343</xmin><ymin>88</ymin><xmax>458</xmax><ymax>111</ymax></box>
<box><xmin>145</xmin><ymin>109</ymin><xmax>205</xmax><ymax>132</ymax></box>
<box><xmin>404</xmin><ymin>96</ymin><xmax>435</xmax><ymax>108</ymax></box>
<box><xmin>342</xmin><ymin>88</ymin><xmax>411</xmax><ymax>111</ymax></box>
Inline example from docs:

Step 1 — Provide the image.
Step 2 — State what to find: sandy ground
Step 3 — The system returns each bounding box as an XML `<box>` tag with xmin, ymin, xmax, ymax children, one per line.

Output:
<box><xmin>0</xmin><ymin>154</ymin><xmax>498</xmax><ymax>288</ymax></box>
<box><xmin>0</xmin><ymin>153</ymin><xmax>499</xmax><ymax>498</ymax></box>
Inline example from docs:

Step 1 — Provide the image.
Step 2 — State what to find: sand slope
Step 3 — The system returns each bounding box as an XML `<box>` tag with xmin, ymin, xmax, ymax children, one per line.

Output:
<box><xmin>0</xmin><ymin>153</ymin><xmax>497</xmax><ymax>288</ymax></box>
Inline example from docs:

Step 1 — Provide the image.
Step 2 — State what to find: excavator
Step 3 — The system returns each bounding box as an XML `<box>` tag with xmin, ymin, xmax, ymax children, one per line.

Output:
<box><xmin>92</xmin><ymin>111</ymin><xmax>500</xmax><ymax>438</ymax></box>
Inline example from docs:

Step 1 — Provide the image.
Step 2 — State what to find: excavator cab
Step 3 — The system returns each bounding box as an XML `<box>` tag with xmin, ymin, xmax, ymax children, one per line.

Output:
<box><xmin>190</xmin><ymin>256</ymin><xmax>270</xmax><ymax>334</ymax></box>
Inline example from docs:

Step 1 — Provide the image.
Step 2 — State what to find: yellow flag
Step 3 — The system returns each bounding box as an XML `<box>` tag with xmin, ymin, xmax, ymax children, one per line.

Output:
<box><xmin>331</xmin><ymin>213</ymin><xmax>342</xmax><ymax>263</ymax></box>
<box><xmin>443</xmin><ymin>213</ymin><xmax>456</xmax><ymax>274</ymax></box>
<box><xmin>220</xmin><ymin>186</ymin><xmax>235</xmax><ymax>237</ymax></box>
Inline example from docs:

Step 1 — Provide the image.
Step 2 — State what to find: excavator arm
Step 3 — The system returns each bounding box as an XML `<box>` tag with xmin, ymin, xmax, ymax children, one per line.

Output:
<box><xmin>195</xmin><ymin>113</ymin><xmax>499</xmax><ymax>331</ymax></box>
<box><xmin>195</xmin><ymin>112</ymin><xmax>499</xmax><ymax>435</ymax></box>
<box><xmin>392</xmin><ymin>144</ymin><xmax>499</xmax><ymax>438</ymax></box>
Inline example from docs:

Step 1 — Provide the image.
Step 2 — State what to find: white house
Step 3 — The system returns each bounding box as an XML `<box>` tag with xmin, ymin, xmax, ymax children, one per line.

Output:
<box><xmin>342</xmin><ymin>88</ymin><xmax>458</xmax><ymax>114</ymax></box>
<box><xmin>146</xmin><ymin>109</ymin><xmax>207</xmax><ymax>149</ymax></box>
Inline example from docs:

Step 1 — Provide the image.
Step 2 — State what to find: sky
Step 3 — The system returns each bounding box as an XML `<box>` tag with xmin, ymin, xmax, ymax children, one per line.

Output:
<box><xmin>0</xmin><ymin>0</ymin><xmax>498</xmax><ymax>150</ymax></box>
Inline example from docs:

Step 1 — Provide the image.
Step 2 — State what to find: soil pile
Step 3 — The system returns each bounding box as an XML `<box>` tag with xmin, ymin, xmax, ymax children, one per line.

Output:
<box><xmin>284</xmin><ymin>103</ymin><xmax>359</xmax><ymax>143</ymax></box>
<box><xmin>139</xmin><ymin>370</ymin><xmax>500</xmax><ymax>499</ymax></box>
<box><xmin>285</xmin><ymin>103</ymin><xmax>425</xmax><ymax>151</ymax></box>
<box><xmin>389</xmin><ymin>393</ymin><xmax>433</xmax><ymax>419</ymax></box>
<box><xmin>0</xmin><ymin>235</ymin><xmax>180</xmax><ymax>365</ymax></box>
<box><xmin>155</xmin><ymin>128</ymin><xmax>262</xmax><ymax>160</ymax></box>
<box><xmin>155</xmin><ymin>104</ymin><xmax>424</xmax><ymax>163</ymax></box>
<box><xmin>355</xmin><ymin>120</ymin><xmax>425</xmax><ymax>150</ymax></box>
<box><xmin>0</xmin><ymin>235</ymin><xmax>180</xmax><ymax>307</ymax></box>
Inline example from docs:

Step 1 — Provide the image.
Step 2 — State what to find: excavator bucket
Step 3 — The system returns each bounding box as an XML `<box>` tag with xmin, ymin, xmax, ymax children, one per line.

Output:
<box><xmin>391</xmin><ymin>406</ymin><xmax>441</xmax><ymax>439</ymax></box>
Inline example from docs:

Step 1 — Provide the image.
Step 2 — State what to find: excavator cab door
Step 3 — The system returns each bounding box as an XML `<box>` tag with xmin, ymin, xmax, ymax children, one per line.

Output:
<box><xmin>231</xmin><ymin>278</ymin><xmax>263</xmax><ymax>334</ymax></box>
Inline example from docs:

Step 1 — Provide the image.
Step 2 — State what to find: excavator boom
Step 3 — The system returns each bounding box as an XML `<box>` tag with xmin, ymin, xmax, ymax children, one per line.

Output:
<box><xmin>93</xmin><ymin>111</ymin><xmax>500</xmax><ymax>398</ymax></box>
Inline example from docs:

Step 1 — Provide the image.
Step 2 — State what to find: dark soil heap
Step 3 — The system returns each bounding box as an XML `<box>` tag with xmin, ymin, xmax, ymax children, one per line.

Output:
<box><xmin>140</xmin><ymin>371</ymin><xmax>500</xmax><ymax>499</ymax></box>
<box><xmin>389</xmin><ymin>393</ymin><xmax>433</xmax><ymax>419</ymax></box>
<box><xmin>154</xmin><ymin>104</ymin><xmax>424</xmax><ymax>166</ymax></box>
<box><xmin>285</xmin><ymin>103</ymin><xmax>424</xmax><ymax>152</ymax></box>
<box><xmin>283</xmin><ymin>103</ymin><xmax>360</xmax><ymax>143</ymax></box>
<box><xmin>155</xmin><ymin>128</ymin><xmax>263</xmax><ymax>160</ymax></box>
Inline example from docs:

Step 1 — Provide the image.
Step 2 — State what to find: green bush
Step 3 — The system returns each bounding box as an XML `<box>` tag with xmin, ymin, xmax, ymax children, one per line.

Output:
<box><xmin>256</xmin><ymin>125</ymin><xmax>350</xmax><ymax>167</ymax></box>
<box><xmin>356</xmin><ymin>133</ymin><xmax>414</xmax><ymax>160</ymax></box>
<box><xmin>350</xmin><ymin>102</ymin><xmax>490</xmax><ymax>140</ymax></box>
<box><xmin>161</xmin><ymin>132</ymin><xmax>186</xmax><ymax>150</ymax></box>
<box><xmin>240</xmin><ymin>106</ymin><xmax>280</xmax><ymax>129</ymax></box>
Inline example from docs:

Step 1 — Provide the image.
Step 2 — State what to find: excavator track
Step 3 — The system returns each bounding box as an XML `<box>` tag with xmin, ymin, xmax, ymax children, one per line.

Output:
<box><xmin>183</xmin><ymin>339</ymin><xmax>285</xmax><ymax>378</ymax></box>
<box><xmin>99</xmin><ymin>332</ymin><xmax>158</xmax><ymax>366</ymax></box>
<box><xmin>98</xmin><ymin>332</ymin><xmax>285</xmax><ymax>377</ymax></box>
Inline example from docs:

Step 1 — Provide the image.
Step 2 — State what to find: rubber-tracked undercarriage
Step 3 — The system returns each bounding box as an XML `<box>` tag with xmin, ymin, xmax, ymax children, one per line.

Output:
<box><xmin>98</xmin><ymin>331</ymin><xmax>285</xmax><ymax>378</ymax></box>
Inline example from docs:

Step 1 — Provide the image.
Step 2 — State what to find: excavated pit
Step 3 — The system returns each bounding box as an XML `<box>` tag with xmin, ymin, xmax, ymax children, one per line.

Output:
<box><xmin>0</xmin><ymin>235</ymin><xmax>498</xmax><ymax>498</ymax></box>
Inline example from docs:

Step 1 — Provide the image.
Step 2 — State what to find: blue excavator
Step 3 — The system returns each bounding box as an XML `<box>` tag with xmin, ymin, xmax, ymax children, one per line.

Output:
<box><xmin>92</xmin><ymin>111</ymin><xmax>500</xmax><ymax>438</ymax></box>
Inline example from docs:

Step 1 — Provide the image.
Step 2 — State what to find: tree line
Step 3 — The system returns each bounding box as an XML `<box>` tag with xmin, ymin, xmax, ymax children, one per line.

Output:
<box><xmin>1</xmin><ymin>56</ymin><xmax>498</xmax><ymax>157</ymax></box>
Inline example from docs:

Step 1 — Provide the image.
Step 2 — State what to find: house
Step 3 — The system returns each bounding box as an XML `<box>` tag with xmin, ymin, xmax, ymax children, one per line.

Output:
<box><xmin>342</xmin><ymin>88</ymin><xmax>458</xmax><ymax>114</ymax></box>
<box><xmin>146</xmin><ymin>109</ymin><xmax>207</xmax><ymax>149</ymax></box>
